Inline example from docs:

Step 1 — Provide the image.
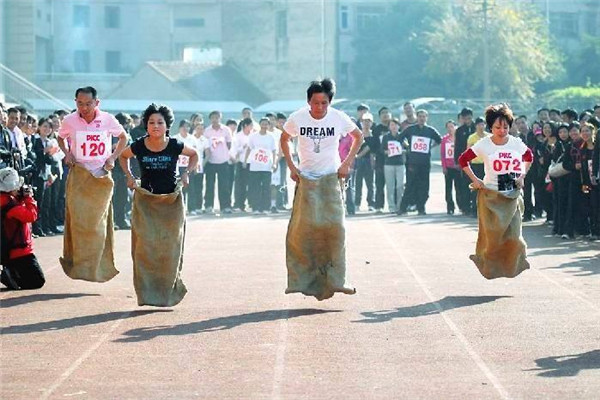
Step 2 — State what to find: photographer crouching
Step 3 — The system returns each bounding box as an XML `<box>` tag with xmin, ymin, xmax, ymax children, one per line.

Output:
<box><xmin>0</xmin><ymin>167</ymin><xmax>45</xmax><ymax>290</ymax></box>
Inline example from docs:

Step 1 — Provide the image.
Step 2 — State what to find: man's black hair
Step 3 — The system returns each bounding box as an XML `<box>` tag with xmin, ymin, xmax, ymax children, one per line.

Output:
<box><xmin>459</xmin><ymin>107</ymin><xmax>473</xmax><ymax>117</ymax></box>
<box><xmin>75</xmin><ymin>86</ymin><xmax>98</xmax><ymax>99</ymax></box>
<box><xmin>306</xmin><ymin>78</ymin><xmax>336</xmax><ymax>102</ymax></box>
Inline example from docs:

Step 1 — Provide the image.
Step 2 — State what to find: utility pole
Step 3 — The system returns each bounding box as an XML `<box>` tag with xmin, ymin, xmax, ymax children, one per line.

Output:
<box><xmin>483</xmin><ymin>0</ymin><xmax>490</xmax><ymax>104</ymax></box>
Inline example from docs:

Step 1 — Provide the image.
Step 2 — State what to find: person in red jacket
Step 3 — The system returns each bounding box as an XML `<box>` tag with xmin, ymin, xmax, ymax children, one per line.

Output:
<box><xmin>0</xmin><ymin>167</ymin><xmax>45</xmax><ymax>290</ymax></box>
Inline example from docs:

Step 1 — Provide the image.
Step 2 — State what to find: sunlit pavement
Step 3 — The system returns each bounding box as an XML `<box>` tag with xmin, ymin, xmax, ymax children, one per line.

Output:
<box><xmin>2</xmin><ymin>166</ymin><xmax>599</xmax><ymax>399</ymax></box>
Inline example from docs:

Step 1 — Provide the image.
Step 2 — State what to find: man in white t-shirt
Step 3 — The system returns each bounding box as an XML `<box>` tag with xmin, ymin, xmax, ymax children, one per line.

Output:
<box><xmin>280</xmin><ymin>78</ymin><xmax>362</xmax><ymax>301</ymax></box>
<box><xmin>245</xmin><ymin>118</ymin><xmax>277</xmax><ymax>213</ymax></box>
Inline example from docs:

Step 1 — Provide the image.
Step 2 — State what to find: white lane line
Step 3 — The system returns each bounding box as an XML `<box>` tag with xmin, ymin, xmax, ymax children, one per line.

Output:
<box><xmin>531</xmin><ymin>268</ymin><xmax>599</xmax><ymax>313</ymax></box>
<box><xmin>38</xmin><ymin>311</ymin><xmax>132</xmax><ymax>400</ymax></box>
<box><xmin>271</xmin><ymin>309</ymin><xmax>290</xmax><ymax>400</ymax></box>
<box><xmin>378</xmin><ymin>221</ymin><xmax>511</xmax><ymax>400</ymax></box>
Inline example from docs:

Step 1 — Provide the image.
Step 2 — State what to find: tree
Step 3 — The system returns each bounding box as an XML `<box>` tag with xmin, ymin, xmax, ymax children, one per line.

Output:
<box><xmin>423</xmin><ymin>0</ymin><xmax>562</xmax><ymax>101</ymax></box>
<box><xmin>349</xmin><ymin>0</ymin><xmax>448</xmax><ymax>99</ymax></box>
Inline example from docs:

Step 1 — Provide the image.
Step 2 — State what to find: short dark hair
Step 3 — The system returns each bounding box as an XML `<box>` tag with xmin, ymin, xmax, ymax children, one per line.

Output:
<box><xmin>265</xmin><ymin>112</ymin><xmax>275</xmax><ymax>119</ymax></box>
<box><xmin>306</xmin><ymin>78</ymin><xmax>336</xmax><ymax>102</ymax></box>
<box><xmin>242</xmin><ymin>107</ymin><xmax>252</xmax><ymax>113</ymax></box>
<box><xmin>259</xmin><ymin>117</ymin><xmax>270</xmax><ymax>124</ymax></box>
<box><xmin>557</xmin><ymin>123</ymin><xmax>569</xmax><ymax>134</ymax></box>
<box><xmin>115</xmin><ymin>112</ymin><xmax>130</xmax><ymax>126</ymax></box>
<box><xmin>550</xmin><ymin>108</ymin><xmax>561</xmax><ymax>115</ymax></box>
<box><xmin>378</xmin><ymin>106</ymin><xmax>390</xmax><ymax>116</ymax></box>
<box><xmin>276</xmin><ymin>113</ymin><xmax>287</xmax><ymax>120</ymax></box>
<box><xmin>561</xmin><ymin>108</ymin><xmax>578</xmax><ymax>120</ymax></box>
<box><xmin>403</xmin><ymin>102</ymin><xmax>415</xmax><ymax>108</ymax></box>
<box><xmin>537</xmin><ymin>107</ymin><xmax>550</xmax><ymax>114</ymax></box>
<box><xmin>475</xmin><ymin>117</ymin><xmax>485</xmax><ymax>125</ymax></box>
<box><xmin>75</xmin><ymin>86</ymin><xmax>97</xmax><ymax>99</ymax></box>
<box><xmin>38</xmin><ymin>117</ymin><xmax>53</xmax><ymax>130</ymax></box>
<box><xmin>567</xmin><ymin>121</ymin><xmax>580</xmax><ymax>131</ymax></box>
<box><xmin>484</xmin><ymin>103</ymin><xmax>514</xmax><ymax>130</ymax></box>
<box><xmin>225</xmin><ymin>119</ymin><xmax>238</xmax><ymax>126</ymax></box>
<box><xmin>542</xmin><ymin>121</ymin><xmax>557</xmax><ymax>138</ymax></box>
<box><xmin>209</xmin><ymin>110</ymin><xmax>221</xmax><ymax>119</ymax></box>
<box><xmin>389</xmin><ymin>118</ymin><xmax>401</xmax><ymax>126</ymax></box>
<box><xmin>179</xmin><ymin>119</ymin><xmax>191</xmax><ymax>128</ymax></box>
<box><xmin>579</xmin><ymin>110</ymin><xmax>592</xmax><ymax>121</ymax></box>
<box><xmin>142</xmin><ymin>103</ymin><xmax>175</xmax><ymax>134</ymax></box>
<box><xmin>587</xmin><ymin>116</ymin><xmax>600</xmax><ymax>129</ymax></box>
<box><xmin>516</xmin><ymin>115</ymin><xmax>528</xmax><ymax>121</ymax></box>
<box><xmin>459</xmin><ymin>107</ymin><xmax>473</xmax><ymax>117</ymax></box>
<box><xmin>7</xmin><ymin>107</ymin><xmax>20</xmax><ymax>116</ymax></box>
<box><xmin>54</xmin><ymin>109</ymin><xmax>68</xmax><ymax>117</ymax></box>
<box><xmin>240</xmin><ymin>118</ymin><xmax>254</xmax><ymax>129</ymax></box>
<box><xmin>357</xmin><ymin>103</ymin><xmax>370</xmax><ymax>112</ymax></box>
<box><xmin>446</xmin><ymin>119</ymin><xmax>456</xmax><ymax>127</ymax></box>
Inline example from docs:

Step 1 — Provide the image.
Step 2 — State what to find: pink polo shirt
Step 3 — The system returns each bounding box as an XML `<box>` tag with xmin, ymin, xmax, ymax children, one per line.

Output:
<box><xmin>58</xmin><ymin>109</ymin><xmax>123</xmax><ymax>173</ymax></box>
<box><xmin>204</xmin><ymin>124</ymin><xmax>232</xmax><ymax>164</ymax></box>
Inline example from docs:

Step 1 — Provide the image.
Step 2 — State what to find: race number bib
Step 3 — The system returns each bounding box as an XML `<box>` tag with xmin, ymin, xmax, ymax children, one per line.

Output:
<box><xmin>251</xmin><ymin>148</ymin><xmax>272</xmax><ymax>166</ymax></box>
<box><xmin>445</xmin><ymin>143</ymin><xmax>454</xmax><ymax>160</ymax></box>
<box><xmin>211</xmin><ymin>137</ymin><xmax>225</xmax><ymax>149</ymax></box>
<box><xmin>411</xmin><ymin>136</ymin><xmax>431</xmax><ymax>154</ymax></box>
<box><xmin>490</xmin><ymin>150</ymin><xmax>522</xmax><ymax>174</ymax></box>
<box><xmin>387</xmin><ymin>140</ymin><xmax>402</xmax><ymax>157</ymax></box>
<box><xmin>177</xmin><ymin>155</ymin><xmax>189</xmax><ymax>168</ymax></box>
<box><xmin>75</xmin><ymin>130</ymin><xmax>110</xmax><ymax>161</ymax></box>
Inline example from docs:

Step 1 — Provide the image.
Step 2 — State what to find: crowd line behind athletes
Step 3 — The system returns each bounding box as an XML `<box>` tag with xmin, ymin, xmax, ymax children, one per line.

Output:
<box><xmin>1</xmin><ymin>92</ymin><xmax>598</xmax><ymax>264</ymax></box>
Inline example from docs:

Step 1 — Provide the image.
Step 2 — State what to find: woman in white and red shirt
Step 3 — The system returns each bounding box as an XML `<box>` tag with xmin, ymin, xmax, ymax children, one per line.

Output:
<box><xmin>458</xmin><ymin>104</ymin><xmax>533</xmax><ymax>194</ymax></box>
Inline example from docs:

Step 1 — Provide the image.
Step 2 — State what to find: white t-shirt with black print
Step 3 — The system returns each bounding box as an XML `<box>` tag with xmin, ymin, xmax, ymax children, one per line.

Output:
<box><xmin>283</xmin><ymin>107</ymin><xmax>357</xmax><ymax>178</ymax></box>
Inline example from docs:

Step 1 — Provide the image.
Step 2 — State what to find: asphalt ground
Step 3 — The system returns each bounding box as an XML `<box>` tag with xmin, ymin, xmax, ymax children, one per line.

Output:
<box><xmin>1</xmin><ymin>166</ymin><xmax>599</xmax><ymax>399</ymax></box>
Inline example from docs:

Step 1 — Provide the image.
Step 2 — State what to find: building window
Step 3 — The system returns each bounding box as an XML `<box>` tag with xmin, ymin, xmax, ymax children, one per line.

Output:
<box><xmin>340</xmin><ymin>5</ymin><xmax>349</xmax><ymax>31</ymax></box>
<box><xmin>105</xmin><ymin>6</ymin><xmax>120</xmax><ymax>29</ymax></box>
<box><xmin>276</xmin><ymin>11</ymin><xmax>287</xmax><ymax>39</ymax></box>
<box><xmin>585</xmin><ymin>12</ymin><xmax>597</xmax><ymax>36</ymax></box>
<box><xmin>105</xmin><ymin>51</ymin><xmax>121</xmax><ymax>73</ymax></box>
<box><xmin>174</xmin><ymin>18</ymin><xmax>205</xmax><ymax>28</ymax></box>
<box><xmin>73</xmin><ymin>5</ymin><xmax>90</xmax><ymax>28</ymax></box>
<box><xmin>74</xmin><ymin>50</ymin><xmax>90</xmax><ymax>73</ymax></box>
<box><xmin>549</xmin><ymin>12</ymin><xmax>579</xmax><ymax>38</ymax></box>
<box><xmin>356</xmin><ymin>6</ymin><xmax>384</xmax><ymax>33</ymax></box>
<box><xmin>340</xmin><ymin>62</ymin><xmax>349</xmax><ymax>85</ymax></box>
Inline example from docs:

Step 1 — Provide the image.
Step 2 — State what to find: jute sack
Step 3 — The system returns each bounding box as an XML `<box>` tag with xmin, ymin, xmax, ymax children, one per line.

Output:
<box><xmin>131</xmin><ymin>184</ymin><xmax>187</xmax><ymax>307</ymax></box>
<box><xmin>470</xmin><ymin>188</ymin><xmax>530</xmax><ymax>279</ymax></box>
<box><xmin>285</xmin><ymin>173</ymin><xmax>356</xmax><ymax>300</ymax></box>
<box><xmin>60</xmin><ymin>164</ymin><xmax>118</xmax><ymax>282</ymax></box>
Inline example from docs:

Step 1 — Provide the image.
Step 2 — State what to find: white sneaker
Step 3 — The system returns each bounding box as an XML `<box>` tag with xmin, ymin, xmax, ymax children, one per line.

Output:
<box><xmin>205</xmin><ymin>207</ymin><xmax>214</xmax><ymax>214</ymax></box>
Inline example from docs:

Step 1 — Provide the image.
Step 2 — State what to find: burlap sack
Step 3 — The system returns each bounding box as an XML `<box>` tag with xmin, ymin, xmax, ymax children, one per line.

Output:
<box><xmin>285</xmin><ymin>173</ymin><xmax>356</xmax><ymax>300</ymax></box>
<box><xmin>470</xmin><ymin>188</ymin><xmax>530</xmax><ymax>279</ymax></box>
<box><xmin>131</xmin><ymin>184</ymin><xmax>187</xmax><ymax>307</ymax></box>
<box><xmin>60</xmin><ymin>164</ymin><xmax>118</xmax><ymax>282</ymax></box>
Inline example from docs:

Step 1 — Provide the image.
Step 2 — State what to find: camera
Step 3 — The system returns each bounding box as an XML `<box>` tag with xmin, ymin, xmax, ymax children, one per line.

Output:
<box><xmin>581</xmin><ymin>184</ymin><xmax>591</xmax><ymax>194</ymax></box>
<box><xmin>18</xmin><ymin>184</ymin><xmax>33</xmax><ymax>197</ymax></box>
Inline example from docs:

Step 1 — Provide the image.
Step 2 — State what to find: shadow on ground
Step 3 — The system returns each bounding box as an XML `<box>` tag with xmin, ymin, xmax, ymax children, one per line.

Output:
<box><xmin>114</xmin><ymin>308</ymin><xmax>340</xmax><ymax>343</ymax></box>
<box><xmin>2</xmin><ymin>310</ymin><xmax>171</xmax><ymax>334</ymax></box>
<box><xmin>527</xmin><ymin>350</ymin><xmax>600</xmax><ymax>377</ymax></box>
<box><xmin>0</xmin><ymin>293</ymin><xmax>100</xmax><ymax>308</ymax></box>
<box><xmin>353</xmin><ymin>295</ymin><xmax>511</xmax><ymax>323</ymax></box>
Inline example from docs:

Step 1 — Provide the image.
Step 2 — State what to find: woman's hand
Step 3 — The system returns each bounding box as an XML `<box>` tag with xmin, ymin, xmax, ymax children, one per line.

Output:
<box><xmin>126</xmin><ymin>174</ymin><xmax>137</xmax><ymax>189</ymax></box>
<box><xmin>181</xmin><ymin>171</ymin><xmax>190</xmax><ymax>188</ymax></box>
<box><xmin>515</xmin><ymin>175</ymin><xmax>525</xmax><ymax>189</ymax></box>
<box><xmin>575</xmin><ymin>162</ymin><xmax>581</xmax><ymax>170</ymax></box>
<box><xmin>471</xmin><ymin>179</ymin><xmax>485</xmax><ymax>190</ymax></box>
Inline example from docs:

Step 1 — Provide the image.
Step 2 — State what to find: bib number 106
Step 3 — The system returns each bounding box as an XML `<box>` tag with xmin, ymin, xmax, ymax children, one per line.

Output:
<box><xmin>80</xmin><ymin>142</ymin><xmax>106</xmax><ymax>157</ymax></box>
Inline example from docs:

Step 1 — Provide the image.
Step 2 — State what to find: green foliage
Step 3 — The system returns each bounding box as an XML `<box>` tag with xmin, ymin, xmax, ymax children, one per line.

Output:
<box><xmin>423</xmin><ymin>0</ymin><xmax>563</xmax><ymax>101</ymax></box>
<box><xmin>563</xmin><ymin>35</ymin><xmax>600</xmax><ymax>87</ymax></box>
<box><xmin>541</xmin><ymin>86</ymin><xmax>600</xmax><ymax>109</ymax></box>
<box><xmin>349</xmin><ymin>0</ymin><xmax>448</xmax><ymax>98</ymax></box>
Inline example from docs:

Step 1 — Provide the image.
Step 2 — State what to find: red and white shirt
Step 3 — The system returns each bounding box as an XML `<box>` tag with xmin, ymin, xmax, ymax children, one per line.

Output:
<box><xmin>459</xmin><ymin>135</ymin><xmax>533</xmax><ymax>192</ymax></box>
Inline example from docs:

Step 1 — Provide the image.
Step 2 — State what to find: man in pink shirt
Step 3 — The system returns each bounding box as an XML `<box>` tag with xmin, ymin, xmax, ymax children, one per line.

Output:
<box><xmin>58</xmin><ymin>86</ymin><xmax>128</xmax><ymax>176</ymax></box>
<box><xmin>440</xmin><ymin>120</ymin><xmax>460</xmax><ymax>215</ymax></box>
<box><xmin>204</xmin><ymin>110</ymin><xmax>232</xmax><ymax>213</ymax></box>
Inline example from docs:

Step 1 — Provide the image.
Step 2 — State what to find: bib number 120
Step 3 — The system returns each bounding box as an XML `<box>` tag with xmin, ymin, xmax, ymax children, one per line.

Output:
<box><xmin>80</xmin><ymin>142</ymin><xmax>106</xmax><ymax>157</ymax></box>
